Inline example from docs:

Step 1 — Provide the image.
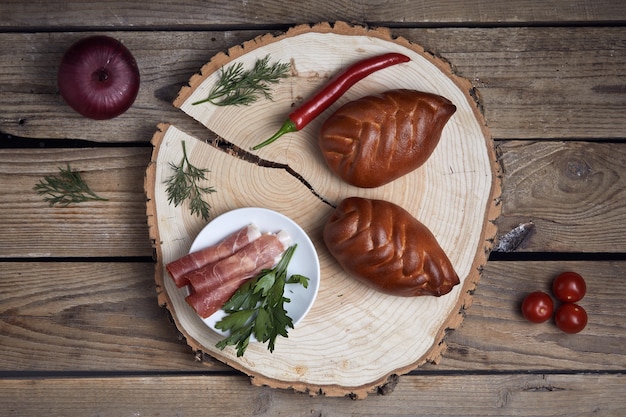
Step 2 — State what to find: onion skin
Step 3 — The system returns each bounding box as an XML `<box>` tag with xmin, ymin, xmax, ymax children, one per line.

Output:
<box><xmin>57</xmin><ymin>35</ymin><xmax>140</xmax><ymax>120</ymax></box>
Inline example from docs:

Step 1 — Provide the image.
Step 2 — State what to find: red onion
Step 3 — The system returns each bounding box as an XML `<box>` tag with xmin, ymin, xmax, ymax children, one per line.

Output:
<box><xmin>57</xmin><ymin>35</ymin><xmax>140</xmax><ymax>120</ymax></box>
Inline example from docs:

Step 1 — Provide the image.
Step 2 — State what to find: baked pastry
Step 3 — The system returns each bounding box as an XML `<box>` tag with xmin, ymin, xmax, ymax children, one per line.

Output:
<box><xmin>319</xmin><ymin>89</ymin><xmax>456</xmax><ymax>188</ymax></box>
<box><xmin>323</xmin><ymin>197</ymin><xmax>460</xmax><ymax>296</ymax></box>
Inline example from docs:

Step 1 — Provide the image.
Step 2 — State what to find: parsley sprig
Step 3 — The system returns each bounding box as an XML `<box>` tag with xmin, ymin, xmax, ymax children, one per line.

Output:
<box><xmin>164</xmin><ymin>140</ymin><xmax>216</xmax><ymax>221</ymax></box>
<box><xmin>34</xmin><ymin>164</ymin><xmax>108</xmax><ymax>206</ymax></box>
<box><xmin>215</xmin><ymin>245</ymin><xmax>309</xmax><ymax>357</ymax></box>
<box><xmin>192</xmin><ymin>55</ymin><xmax>291</xmax><ymax>106</ymax></box>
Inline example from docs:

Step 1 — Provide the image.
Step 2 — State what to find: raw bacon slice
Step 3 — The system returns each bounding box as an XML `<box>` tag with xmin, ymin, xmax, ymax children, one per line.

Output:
<box><xmin>166</xmin><ymin>224</ymin><xmax>261</xmax><ymax>288</ymax></box>
<box><xmin>185</xmin><ymin>277</ymin><xmax>247</xmax><ymax>319</ymax></box>
<box><xmin>185</xmin><ymin>231</ymin><xmax>290</xmax><ymax>295</ymax></box>
<box><xmin>185</xmin><ymin>231</ymin><xmax>291</xmax><ymax>318</ymax></box>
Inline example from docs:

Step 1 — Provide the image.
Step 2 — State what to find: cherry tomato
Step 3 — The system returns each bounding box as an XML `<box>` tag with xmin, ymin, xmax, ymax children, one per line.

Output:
<box><xmin>555</xmin><ymin>303</ymin><xmax>588</xmax><ymax>333</ymax></box>
<box><xmin>521</xmin><ymin>291</ymin><xmax>554</xmax><ymax>323</ymax></box>
<box><xmin>553</xmin><ymin>271</ymin><xmax>586</xmax><ymax>302</ymax></box>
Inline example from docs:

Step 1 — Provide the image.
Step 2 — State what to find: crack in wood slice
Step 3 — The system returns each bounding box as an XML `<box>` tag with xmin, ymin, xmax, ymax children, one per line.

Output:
<box><xmin>209</xmin><ymin>134</ymin><xmax>337</xmax><ymax>208</ymax></box>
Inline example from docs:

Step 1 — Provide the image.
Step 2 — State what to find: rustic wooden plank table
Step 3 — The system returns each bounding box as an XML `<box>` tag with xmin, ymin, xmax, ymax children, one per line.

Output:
<box><xmin>1</xmin><ymin>1</ymin><xmax>625</xmax><ymax>415</ymax></box>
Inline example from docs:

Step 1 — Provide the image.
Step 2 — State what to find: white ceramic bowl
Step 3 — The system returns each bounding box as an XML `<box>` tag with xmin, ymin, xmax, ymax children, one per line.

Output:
<box><xmin>189</xmin><ymin>207</ymin><xmax>321</xmax><ymax>337</ymax></box>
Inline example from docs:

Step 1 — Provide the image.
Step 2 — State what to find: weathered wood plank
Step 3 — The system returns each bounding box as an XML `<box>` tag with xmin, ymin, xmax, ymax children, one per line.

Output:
<box><xmin>397</xmin><ymin>27</ymin><xmax>626</xmax><ymax>140</ymax></box>
<box><xmin>0</xmin><ymin>262</ymin><xmax>214</xmax><ymax>372</ymax></box>
<box><xmin>1</xmin><ymin>261</ymin><xmax>623</xmax><ymax>373</ymax></box>
<box><xmin>0</xmin><ymin>27</ymin><xmax>624</xmax><ymax>143</ymax></box>
<box><xmin>495</xmin><ymin>141</ymin><xmax>626</xmax><ymax>253</ymax></box>
<box><xmin>1</xmin><ymin>0</ymin><xmax>625</xmax><ymax>29</ymax></box>
<box><xmin>0</xmin><ymin>147</ymin><xmax>153</xmax><ymax>258</ymax></box>
<box><xmin>3</xmin><ymin>139</ymin><xmax>625</xmax><ymax>258</ymax></box>
<box><xmin>0</xmin><ymin>30</ymin><xmax>262</xmax><ymax>145</ymax></box>
<box><xmin>437</xmin><ymin>260</ymin><xmax>626</xmax><ymax>372</ymax></box>
<box><xmin>0</xmin><ymin>1</ymin><xmax>622</xmax><ymax>413</ymax></box>
<box><xmin>1</xmin><ymin>373</ymin><xmax>624</xmax><ymax>416</ymax></box>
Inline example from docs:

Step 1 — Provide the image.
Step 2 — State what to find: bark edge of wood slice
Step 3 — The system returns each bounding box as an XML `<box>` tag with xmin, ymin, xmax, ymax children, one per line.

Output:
<box><xmin>146</xmin><ymin>21</ymin><xmax>502</xmax><ymax>398</ymax></box>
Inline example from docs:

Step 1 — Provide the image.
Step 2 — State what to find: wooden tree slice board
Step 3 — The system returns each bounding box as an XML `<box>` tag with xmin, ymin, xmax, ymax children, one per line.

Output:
<box><xmin>145</xmin><ymin>22</ymin><xmax>501</xmax><ymax>398</ymax></box>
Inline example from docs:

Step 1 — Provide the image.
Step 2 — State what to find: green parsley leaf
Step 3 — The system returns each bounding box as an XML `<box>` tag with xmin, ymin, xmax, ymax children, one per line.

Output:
<box><xmin>214</xmin><ymin>244</ymin><xmax>309</xmax><ymax>356</ymax></box>
<box><xmin>287</xmin><ymin>274</ymin><xmax>310</xmax><ymax>288</ymax></box>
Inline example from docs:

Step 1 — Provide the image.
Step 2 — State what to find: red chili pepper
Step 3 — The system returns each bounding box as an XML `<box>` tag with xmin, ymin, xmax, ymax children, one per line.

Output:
<box><xmin>251</xmin><ymin>52</ymin><xmax>410</xmax><ymax>150</ymax></box>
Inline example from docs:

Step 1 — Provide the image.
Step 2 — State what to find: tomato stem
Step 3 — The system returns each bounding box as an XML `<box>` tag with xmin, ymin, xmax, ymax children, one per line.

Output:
<box><xmin>251</xmin><ymin>118</ymin><xmax>297</xmax><ymax>150</ymax></box>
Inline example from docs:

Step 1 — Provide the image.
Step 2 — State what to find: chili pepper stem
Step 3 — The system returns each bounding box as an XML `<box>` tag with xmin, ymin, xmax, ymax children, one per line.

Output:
<box><xmin>251</xmin><ymin>119</ymin><xmax>298</xmax><ymax>150</ymax></box>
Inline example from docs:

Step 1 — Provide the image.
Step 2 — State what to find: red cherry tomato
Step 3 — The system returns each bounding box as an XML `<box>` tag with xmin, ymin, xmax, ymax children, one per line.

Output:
<box><xmin>521</xmin><ymin>291</ymin><xmax>554</xmax><ymax>323</ymax></box>
<box><xmin>555</xmin><ymin>303</ymin><xmax>588</xmax><ymax>333</ymax></box>
<box><xmin>553</xmin><ymin>271</ymin><xmax>586</xmax><ymax>302</ymax></box>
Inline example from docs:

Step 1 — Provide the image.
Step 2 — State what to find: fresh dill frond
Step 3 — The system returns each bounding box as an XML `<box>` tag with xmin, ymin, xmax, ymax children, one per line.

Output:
<box><xmin>192</xmin><ymin>55</ymin><xmax>291</xmax><ymax>106</ymax></box>
<box><xmin>164</xmin><ymin>140</ymin><xmax>216</xmax><ymax>221</ymax></box>
<box><xmin>34</xmin><ymin>164</ymin><xmax>108</xmax><ymax>207</ymax></box>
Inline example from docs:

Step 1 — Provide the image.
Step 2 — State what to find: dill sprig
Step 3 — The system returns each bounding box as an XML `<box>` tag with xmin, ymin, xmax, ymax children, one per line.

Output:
<box><xmin>192</xmin><ymin>55</ymin><xmax>291</xmax><ymax>106</ymax></box>
<box><xmin>164</xmin><ymin>140</ymin><xmax>216</xmax><ymax>221</ymax></box>
<box><xmin>34</xmin><ymin>164</ymin><xmax>108</xmax><ymax>207</ymax></box>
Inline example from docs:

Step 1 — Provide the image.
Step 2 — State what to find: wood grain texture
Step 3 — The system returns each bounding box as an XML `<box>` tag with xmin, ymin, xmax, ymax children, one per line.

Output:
<box><xmin>495</xmin><ymin>141</ymin><xmax>626</xmax><ymax>253</ymax></box>
<box><xmin>145</xmin><ymin>125</ymin><xmax>490</xmax><ymax>397</ymax></box>
<box><xmin>0</xmin><ymin>0</ymin><xmax>626</xmax><ymax>417</ymax></box>
<box><xmin>147</xmin><ymin>22</ymin><xmax>500</xmax><ymax>396</ymax></box>
<box><xmin>1</xmin><ymin>373</ymin><xmax>625</xmax><ymax>416</ymax></box>
<box><xmin>1</xmin><ymin>26</ymin><xmax>625</xmax><ymax>142</ymax></box>
<box><xmin>1</xmin><ymin>0</ymin><xmax>625</xmax><ymax>29</ymax></box>
<box><xmin>0</xmin><ymin>0</ymin><xmax>624</xmax><ymax>414</ymax></box>
<box><xmin>0</xmin><ymin>30</ymin><xmax>265</xmax><ymax>144</ymax></box>
<box><xmin>2</xmin><ymin>140</ymin><xmax>626</xmax><ymax>259</ymax></box>
<box><xmin>395</xmin><ymin>26</ymin><xmax>626</xmax><ymax>140</ymax></box>
<box><xmin>0</xmin><ymin>148</ymin><xmax>153</xmax><ymax>258</ymax></box>
<box><xmin>0</xmin><ymin>262</ymin><xmax>215</xmax><ymax>372</ymax></box>
<box><xmin>2</xmin><ymin>261</ymin><xmax>624</xmax><ymax>374</ymax></box>
<box><xmin>439</xmin><ymin>260</ymin><xmax>626</xmax><ymax>372</ymax></box>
